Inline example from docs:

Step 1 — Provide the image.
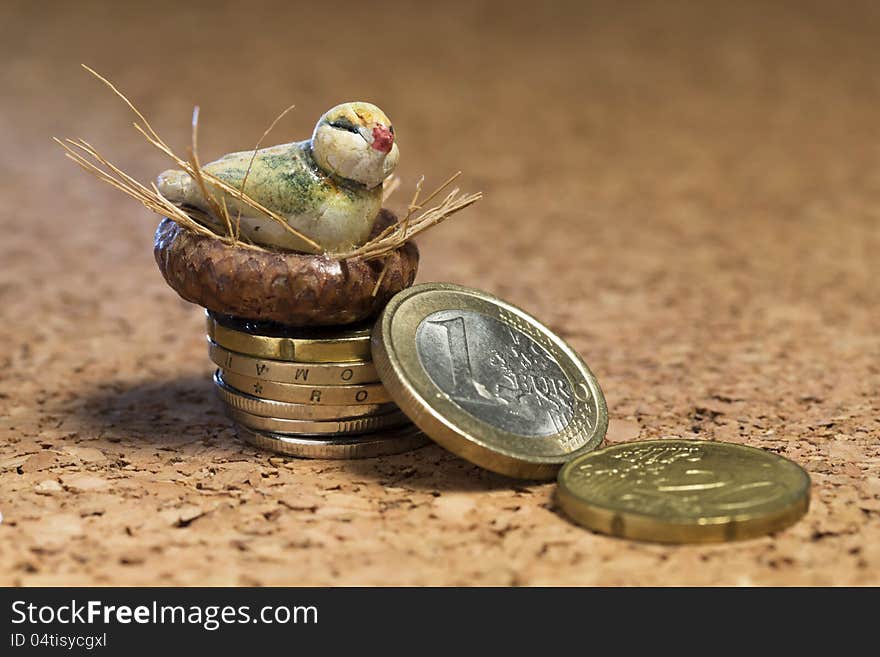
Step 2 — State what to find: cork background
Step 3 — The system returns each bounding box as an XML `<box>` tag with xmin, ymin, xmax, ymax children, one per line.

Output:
<box><xmin>1</xmin><ymin>0</ymin><xmax>878</xmax><ymax>586</ymax></box>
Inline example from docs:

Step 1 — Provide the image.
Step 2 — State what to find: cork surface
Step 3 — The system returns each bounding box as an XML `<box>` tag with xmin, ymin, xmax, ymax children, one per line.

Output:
<box><xmin>1</xmin><ymin>0</ymin><xmax>878</xmax><ymax>586</ymax></box>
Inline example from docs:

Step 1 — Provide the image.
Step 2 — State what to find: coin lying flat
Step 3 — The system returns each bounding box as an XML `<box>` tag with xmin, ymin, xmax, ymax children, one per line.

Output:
<box><xmin>207</xmin><ymin>312</ymin><xmax>372</xmax><ymax>362</ymax></box>
<box><xmin>372</xmin><ymin>283</ymin><xmax>608</xmax><ymax>480</ymax></box>
<box><xmin>214</xmin><ymin>371</ymin><xmax>396</xmax><ymax>420</ymax></box>
<box><xmin>557</xmin><ymin>439</ymin><xmax>811</xmax><ymax>543</ymax></box>
<box><xmin>209</xmin><ymin>341</ymin><xmax>379</xmax><ymax>385</ymax></box>
<box><xmin>219</xmin><ymin>369</ymin><xmax>390</xmax><ymax>405</ymax></box>
<box><xmin>235</xmin><ymin>423</ymin><xmax>429</xmax><ymax>459</ymax></box>
<box><xmin>225</xmin><ymin>405</ymin><xmax>409</xmax><ymax>435</ymax></box>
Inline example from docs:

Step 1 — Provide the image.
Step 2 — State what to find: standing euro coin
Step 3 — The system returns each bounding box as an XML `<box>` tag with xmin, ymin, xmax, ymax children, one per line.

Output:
<box><xmin>372</xmin><ymin>283</ymin><xmax>608</xmax><ymax>479</ymax></box>
<box><xmin>557</xmin><ymin>439</ymin><xmax>811</xmax><ymax>543</ymax></box>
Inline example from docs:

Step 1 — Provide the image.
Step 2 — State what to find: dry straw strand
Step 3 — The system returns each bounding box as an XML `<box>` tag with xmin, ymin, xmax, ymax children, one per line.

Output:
<box><xmin>187</xmin><ymin>106</ymin><xmax>235</xmax><ymax>243</ymax></box>
<box><xmin>75</xmin><ymin>65</ymin><xmax>321</xmax><ymax>251</ymax></box>
<box><xmin>236</xmin><ymin>102</ymin><xmax>297</xmax><ymax>240</ymax></box>
<box><xmin>382</xmin><ymin>174</ymin><xmax>401</xmax><ymax>203</ymax></box>
<box><xmin>58</xmin><ymin>66</ymin><xmax>480</xmax><ymax>261</ymax></box>
<box><xmin>340</xmin><ymin>172</ymin><xmax>482</xmax><ymax>262</ymax></box>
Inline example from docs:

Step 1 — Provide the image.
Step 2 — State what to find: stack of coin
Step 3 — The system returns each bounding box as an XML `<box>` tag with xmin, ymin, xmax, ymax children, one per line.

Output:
<box><xmin>206</xmin><ymin>312</ymin><xmax>429</xmax><ymax>458</ymax></box>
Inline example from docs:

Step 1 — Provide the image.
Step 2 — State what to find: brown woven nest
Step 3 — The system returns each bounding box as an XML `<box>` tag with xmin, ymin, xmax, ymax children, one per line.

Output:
<box><xmin>154</xmin><ymin>209</ymin><xmax>419</xmax><ymax>326</ymax></box>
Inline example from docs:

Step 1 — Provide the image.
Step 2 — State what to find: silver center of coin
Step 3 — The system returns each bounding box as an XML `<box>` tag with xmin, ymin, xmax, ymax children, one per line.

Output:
<box><xmin>415</xmin><ymin>309</ymin><xmax>575</xmax><ymax>437</ymax></box>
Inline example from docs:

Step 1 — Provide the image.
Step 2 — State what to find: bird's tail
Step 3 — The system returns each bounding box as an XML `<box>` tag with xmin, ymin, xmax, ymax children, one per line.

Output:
<box><xmin>156</xmin><ymin>169</ymin><xmax>200</xmax><ymax>205</ymax></box>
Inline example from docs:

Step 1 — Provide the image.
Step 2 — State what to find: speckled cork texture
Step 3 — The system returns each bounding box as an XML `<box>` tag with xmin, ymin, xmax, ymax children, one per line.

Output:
<box><xmin>1</xmin><ymin>0</ymin><xmax>878</xmax><ymax>586</ymax></box>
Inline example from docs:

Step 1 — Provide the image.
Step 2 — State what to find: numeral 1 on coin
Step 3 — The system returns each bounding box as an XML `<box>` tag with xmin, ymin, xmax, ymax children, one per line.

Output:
<box><xmin>428</xmin><ymin>316</ymin><xmax>477</xmax><ymax>399</ymax></box>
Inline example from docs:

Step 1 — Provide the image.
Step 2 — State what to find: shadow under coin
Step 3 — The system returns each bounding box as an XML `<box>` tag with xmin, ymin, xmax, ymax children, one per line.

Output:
<box><xmin>64</xmin><ymin>376</ymin><xmax>545</xmax><ymax>493</ymax></box>
<box><xmin>338</xmin><ymin>439</ymin><xmax>538</xmax><ymax>493</ymax></box>
<box><xmin>65</xmin><ymin>374</ymin><xmax>239</xmax><ymax>451</ymax></box>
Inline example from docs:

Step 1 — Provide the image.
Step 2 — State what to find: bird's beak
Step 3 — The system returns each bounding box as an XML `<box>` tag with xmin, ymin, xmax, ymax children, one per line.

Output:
<box><xmin>369</xmin><ymin>124</ymin><xmax>394</xmax><ymax>154</ymax></box>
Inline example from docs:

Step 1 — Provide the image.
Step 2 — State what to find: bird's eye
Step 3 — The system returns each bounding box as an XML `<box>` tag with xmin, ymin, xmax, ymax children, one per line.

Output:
<box><xmin>389</xmin><ymin>125</ymin><xmax>394</xmax><ymax>135</ymax></box>
<box><xmin>329</xmin><ymin>119</ymin><xmax>359</xmax><ymax>134</ymax></box>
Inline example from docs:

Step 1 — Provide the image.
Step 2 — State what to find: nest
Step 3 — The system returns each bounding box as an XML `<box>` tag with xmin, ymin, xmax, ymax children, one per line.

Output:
<box><xmin>154</xmin><ymin>209</ymin><xmax>419</xmax><ymax>325</ymax></box>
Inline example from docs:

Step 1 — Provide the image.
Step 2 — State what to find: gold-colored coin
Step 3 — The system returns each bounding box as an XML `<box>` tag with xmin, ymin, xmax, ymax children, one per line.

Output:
<box><xmin>208</xmin><ymin>341</ymin><xmax>379</xmax><ymax>385</ymax></box>
<box><xmin>372</xmin><ymin>283</ymin><xmax>608</xmax><ymax>480</ymax></box>
<box><xmin>214</xmin><ymin>371</ymin><xmax>396</xmax><ymax>420</ymax></box>
<box><xmin>218</xmin><ymin>369</ymin><xmax>390</xmax><ymax>405</ymax></box>
<box><xmin>235</xmin><ymin>423</ymin><xmax>429</xmax><ymax>459</ymax></box>
<box><xmin>557</xmin><ymin>439</ymin><xmax>811</xmax><ymax>543</ymax></box>
<box><xmin>207</xmin><ymin>312</ymin><xmax>372</xmax><ymax>362</ymax></box>
<box><xmin>225</xmin><ymin>405</ymin><xmax>409</xmax><ymax>435</ymax></box>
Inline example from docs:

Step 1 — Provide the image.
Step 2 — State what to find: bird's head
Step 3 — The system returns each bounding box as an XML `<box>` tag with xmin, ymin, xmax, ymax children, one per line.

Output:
<box><xmin>311</xmin><ymin>101</ymin><xmax>398</xmax><ymax>189</ymax></box>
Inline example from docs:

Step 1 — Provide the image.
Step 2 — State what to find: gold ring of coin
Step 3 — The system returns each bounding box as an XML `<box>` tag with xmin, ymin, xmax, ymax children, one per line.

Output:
<box><xmin>557</xmin><ymin>439</ymin><xmax>811</xmax><ymax>543</ymax></box>
<box><xmin>235</xmin><ymin>424</ymin><xmax>430</xmax><ymax>459</ymax></box>
<box><xmin>218</xmin><ymin>369</ymin><xmax>391</xmax><ymax>405</ymax></box>
<box><xmin>225</xmin><ymin>405</ymin><xmax>410</xmax><ymax>435</ymax></box>
<box><xmin>214</xmin><ymin>372</ymin><xmax>396</xmax><ymax>420</ymax></box>
<box><xmin>372</xmin><ymin>283</ymin><xmax>608</xmax><ymax>480</ymax></box>
<box><xmin>208</xmin><ymin>341</ymin><xmax>379</xmax><ymax>385</ymax></box>
<box><xmin>207</xmin><ymin>313</ymin><xmax>372</xmax><ymax>362</ymax></box>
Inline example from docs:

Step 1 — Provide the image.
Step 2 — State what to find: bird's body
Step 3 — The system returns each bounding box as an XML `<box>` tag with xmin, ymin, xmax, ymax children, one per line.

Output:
<box><xmin>157</xmin><ymin>102</ymin><xmax>398</xmax><ymax>254</ymax></box>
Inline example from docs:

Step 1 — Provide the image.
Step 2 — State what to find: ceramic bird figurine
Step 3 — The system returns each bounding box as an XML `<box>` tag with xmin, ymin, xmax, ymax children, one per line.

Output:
<box><xmin>157</xmin><ymin>102</ymin><xmax>399</xmax><ymax>253</ymax></box>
